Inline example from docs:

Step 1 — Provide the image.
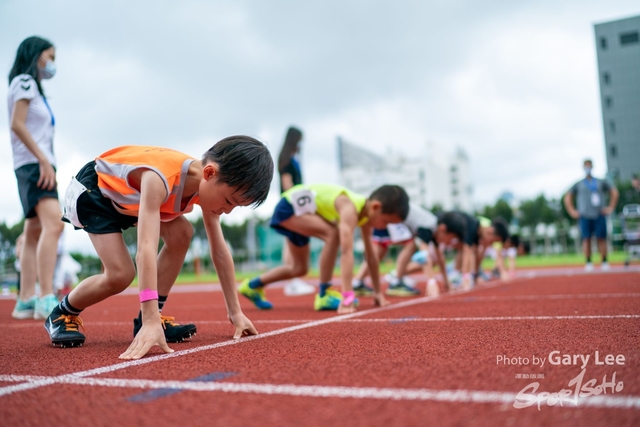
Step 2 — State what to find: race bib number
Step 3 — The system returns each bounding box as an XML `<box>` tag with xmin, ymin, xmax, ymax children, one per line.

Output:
<box><xmin>387</xmin><ymin>223</ymin><xmax>413</xmax><ymax>243</ymax></box>
<box><xmin>591</xmin><ymin>193</ymin><xmax>601</xmax><ymax>207</ymax></box>
<box><xmin>290</xmin><ymin>189</ymin><xmax>317</xmax><ymax>216</ymax></box>
<box><xmin>63</xmin><ymin>177</ymin><xmax>88</xmax><ymax>228</ymax></box>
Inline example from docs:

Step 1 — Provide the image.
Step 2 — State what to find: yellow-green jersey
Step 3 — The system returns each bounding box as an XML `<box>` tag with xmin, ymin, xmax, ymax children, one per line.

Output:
<box><xmin>282</xmin><ymin>183</ymin><xmax>368</xmax><ymax>226</ymax></box>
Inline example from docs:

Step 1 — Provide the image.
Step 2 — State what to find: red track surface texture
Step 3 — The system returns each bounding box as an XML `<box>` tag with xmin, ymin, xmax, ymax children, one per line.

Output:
<box><xmin>0</xmin><ymin>267</ymin><xmax>639</xmax><ymax>427</ymax></box>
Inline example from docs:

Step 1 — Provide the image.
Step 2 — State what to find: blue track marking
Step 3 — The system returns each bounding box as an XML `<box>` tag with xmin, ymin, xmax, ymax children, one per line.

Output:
<box><xmin>127</xmin><ymin>372</ymin><xmax>237</xmax><ymax>403</ymax></box>
<box><xmin>388</xmin><ymin>316</ymin><xmax>419</xmax><ymax>324</ymax></box>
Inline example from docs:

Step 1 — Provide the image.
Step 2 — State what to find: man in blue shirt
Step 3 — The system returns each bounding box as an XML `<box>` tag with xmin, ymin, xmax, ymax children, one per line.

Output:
<box><xmin>563</xmin><ymin>159</ymin><xmax>619</xmax><ymax>271</ymax></box>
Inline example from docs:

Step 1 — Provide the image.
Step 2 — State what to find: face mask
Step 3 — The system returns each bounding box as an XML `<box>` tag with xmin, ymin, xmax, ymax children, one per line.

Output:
<box><xmin>584</xmin><ymin>166</ymin><xmax>592</xmax><ymax>175</ymax></box>
<box><xmin>38</xmin><ymin>60</ymin><xmax>56</xmax><ymax>80</ymax></box>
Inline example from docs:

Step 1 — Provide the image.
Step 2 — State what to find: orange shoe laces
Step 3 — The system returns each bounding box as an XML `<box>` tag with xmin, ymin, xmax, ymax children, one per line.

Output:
<box><xmin>54</xmin><ymin>314</ymin><xmax>86</xmax><ymax>332</ymax></box>
<box><xmin>160</xmin><ymin>315</ymin><xmax>180</xmax><ymax>329</ymax></box>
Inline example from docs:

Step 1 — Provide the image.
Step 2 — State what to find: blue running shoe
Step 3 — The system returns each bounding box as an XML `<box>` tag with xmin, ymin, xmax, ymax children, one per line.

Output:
<box><xmin>239</xmin><ymin>279</ymin><xmax>273</xmax><ymax>310</ymax></box>
<box><xmin>12</xmin><ymin>295</ymin><xmax>37</xmax><ymax>319</ymax></box>
<box><xmin>314</xmin><ymin>290</ymin><xmax>342</xmax><ymax>311</ymax></box>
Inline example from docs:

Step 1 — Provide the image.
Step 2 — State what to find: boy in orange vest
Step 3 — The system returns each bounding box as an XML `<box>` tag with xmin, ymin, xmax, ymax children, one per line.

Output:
<box><xmin>46</xmin><ymin>136</ymin><xmax>273</xmax><ymax>359</ymax></box>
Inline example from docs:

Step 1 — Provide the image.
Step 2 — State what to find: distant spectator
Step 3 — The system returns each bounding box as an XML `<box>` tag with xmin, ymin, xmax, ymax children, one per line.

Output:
<box><xmin>563</xmin><ymin>159</ymin><xmax>619</xmax><ymax>272</ymax></box>
<box><xmin>8</xmin><ymin>36</ymin><xmax>64</xmax><ymax>320</ymax></box>
<box><xmin>277</xmin><ymin>126</ymin><xmax>303</xmax><ymax>193</ymax></box>
<box><xmin>277</xmin><ymin>126</ymin><xmax>310</xmax><ymax>294</ymax></box>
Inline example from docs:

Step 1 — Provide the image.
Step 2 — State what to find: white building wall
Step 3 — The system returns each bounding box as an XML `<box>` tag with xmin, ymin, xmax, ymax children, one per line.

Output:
<box><xmin>337</xmin><ymin>138</ymin><xmax>473</xmax><ymax>211</ymax></box>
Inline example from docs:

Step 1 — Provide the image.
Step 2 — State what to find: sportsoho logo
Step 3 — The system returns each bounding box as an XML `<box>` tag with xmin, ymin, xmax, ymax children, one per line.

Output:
<box><xmin>497</xmin><ymin>350</ymin><xmax>626</xmax><ymax>410</ymax></box>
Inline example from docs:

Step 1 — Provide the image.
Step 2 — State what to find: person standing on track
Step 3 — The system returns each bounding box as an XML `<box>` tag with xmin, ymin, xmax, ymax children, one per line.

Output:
<box><xmin>277</xmin><ymin>126</ymin><xmax>312</xmax><ymax>294</ymax></box>
<box><xmin>45</xmin><ymin>136</ymin><xmax>272</xmax><ymax>360</ymax></box>
<box><xmin>239</xmin><ymin>184</ymin><xmax>410</xmax><ymax>313</ymax></box>
<box><xmin>563</xmin><ymin>159</ymin><xmax>619</xmax><ymax>272</ymax></box>
<box><xmin>7</xmin><ymin>36</ymin><xmax>64</xmax><ymax>321</ymax></box>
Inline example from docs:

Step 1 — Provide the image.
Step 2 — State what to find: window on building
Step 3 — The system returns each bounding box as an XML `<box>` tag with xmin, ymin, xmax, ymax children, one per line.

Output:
<box><xmin>620</xmin><ymin>31</ymin><xmax>639</xmax><ymax>45</ymax></box>
<box><xmin>603</xmin><ymin>72</ymin><xmax>611</xmax><ymax>85</ymax></box>
<box><xmin>605</xmin><ymin>96</ymin><xmax>613</xmax><ymax>109</ymax></box>
<box><xmin>600</xmin><ymin>37</ymin><xmax>608</xmax><ymax>49</ymax></box>
<box><xmin>610</xmin><ymin>144</ymin><xmax>617</xmax><ymax>158</ymax></box>
<box><xmin>609</xmin><ymin>120</ymin><xmax>616</xmax><ymax>133</ymax></box>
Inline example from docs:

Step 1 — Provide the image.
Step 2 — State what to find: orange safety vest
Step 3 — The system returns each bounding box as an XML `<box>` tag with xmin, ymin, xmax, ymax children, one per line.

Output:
<box><xmin>95</xmin><ymin>146</ymin><xmax>200</xmax><ymax>221</ymax></box>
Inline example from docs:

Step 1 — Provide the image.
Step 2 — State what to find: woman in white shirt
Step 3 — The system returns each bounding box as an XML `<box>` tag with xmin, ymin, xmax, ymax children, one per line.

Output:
<box><xmin>7</xmin><ymin>36</ymin><xmax>64</xmax><ymax>320</ymax></box>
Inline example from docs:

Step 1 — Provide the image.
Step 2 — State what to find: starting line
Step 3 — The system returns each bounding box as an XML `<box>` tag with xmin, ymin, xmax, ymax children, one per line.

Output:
<box><xmin>1</xmin><ymin>374</ymin><xmax>639</xmax><ymax>410</ymax></box>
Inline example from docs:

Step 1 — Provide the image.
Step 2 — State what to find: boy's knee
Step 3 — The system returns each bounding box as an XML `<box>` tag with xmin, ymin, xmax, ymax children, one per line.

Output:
<box><xmin>291</xmin><ymin>263</ymin><xmax>309</xmax><ymax>277</ymax></box>
<box><xmin>105</xmin><ymin>268</ymin><xmax>136</xmax><ymax>292</ymax></box>
<box><xmin>163</xmin><ymin>220</ymin><xmax>194</xmax><ymax>249</ymax></box>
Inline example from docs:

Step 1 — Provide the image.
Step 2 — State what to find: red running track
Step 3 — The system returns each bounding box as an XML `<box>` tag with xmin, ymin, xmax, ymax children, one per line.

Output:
<box><xmin>0</xmin><ymin>268</ymin><xmax>639</xmax><ymax>427</ymax></box>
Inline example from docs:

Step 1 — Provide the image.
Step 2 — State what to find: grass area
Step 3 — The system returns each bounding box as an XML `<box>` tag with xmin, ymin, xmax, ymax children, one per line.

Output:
<box><xmin>170</xmin><ymin>251</ymin><xmax>630</xmax><ymax>285</ymax></box>
<box><xmin>481</xmin><ymin>251</ymin><xmax>628</xmax><ymax>269</ymax></box>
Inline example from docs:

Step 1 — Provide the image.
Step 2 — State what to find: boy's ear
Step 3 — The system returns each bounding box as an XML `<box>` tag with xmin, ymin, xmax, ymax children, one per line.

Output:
<box><xmin>203</xmin><ymin>163</ymin><xmax>219</xmax><ymax>181</ymax></box>
<box><xmin>370</xmin><ymin>200</ymin><xmax>382</xmax><ymax>213</ymax></box>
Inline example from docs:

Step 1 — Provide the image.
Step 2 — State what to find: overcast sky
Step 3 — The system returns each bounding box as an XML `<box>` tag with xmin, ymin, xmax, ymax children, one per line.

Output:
<box><xmin>1</xmin><ymin>1</ymin><xmax>638</xmax><ymax>254</ymax></box>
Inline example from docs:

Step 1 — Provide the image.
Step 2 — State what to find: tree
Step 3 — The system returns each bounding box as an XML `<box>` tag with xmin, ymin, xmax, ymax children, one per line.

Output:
<box><xmin>519</xmin><ymin>194</ymin><xmax>559</xmax><ymax>227</ymax></box>
<box><xmin>481</xmin><ymin>199</ymin><xmax>514</xmax><ymax>223</ymax></box>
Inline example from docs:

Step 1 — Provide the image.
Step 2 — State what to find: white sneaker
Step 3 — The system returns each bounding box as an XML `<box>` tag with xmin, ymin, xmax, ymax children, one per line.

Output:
<box><xmin>384</xmin><ymin>272</ymin><xmax>399</xmax><ymax>286</ymax></box>
<box><xmin>601</xmin><ymin>262</ymin><xmax>610</xmax><ymax>271</ymax></box>
<box><xmin>585</xmin><ymin>263</ymin><xmax>594</xmax><ymax>272</ymax></box>
<box><xmin>284</xmin><ymin>278</ymin><xmax>316</xmax><ymax>296</ymax></box>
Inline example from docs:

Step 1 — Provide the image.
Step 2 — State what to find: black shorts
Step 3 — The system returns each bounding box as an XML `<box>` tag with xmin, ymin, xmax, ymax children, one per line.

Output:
<box><xmin>15</xmin><ymin>163</ymin><xmax>59</xmax><ymax>218</ymax></box>
<box><xmin>63</xmin><ymin>161</ymin><xmax>138</xmax><ymax>234</ymax></box>
<box><xmin>463</xmin><ymin>216</ymin><xmax>480</xmax><ymax>246</ymax></box>
<box><xmin>269</xmin><ymin>197</ymin><xmax>310</xmax><ymax>247</ymax></box>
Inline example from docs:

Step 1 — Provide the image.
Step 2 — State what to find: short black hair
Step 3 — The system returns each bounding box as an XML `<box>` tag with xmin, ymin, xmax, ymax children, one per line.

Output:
<box><xmin>491</xmin><ymin>217</ymin><xmax>509</xmax><ymax>243</ymax></box>
<box><xmin>369</xmin><ymin>185</ymin><xmax>410</xmax><ymax>220</ymax></box>
<box><xmin>509</xmin><ymin>234</ymin><xmax>520</xmax><ymax>248</ymax></box>
<box><xmin>8</xmin><ymin>36</ymin><xmax>53</xmax><ymax>96</ymax></box>
<box><xmin>203</xmin><ymin>135</ymin><xmax>273</xmax><ymax>207</ymax></box>
<box><xmin>438</xmin><ymin>211</ymin><xmax>467</xmax><ymax>240</ymax></box>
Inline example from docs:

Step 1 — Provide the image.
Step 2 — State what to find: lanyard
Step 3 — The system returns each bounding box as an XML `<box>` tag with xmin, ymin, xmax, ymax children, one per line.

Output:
<box><xmin>42</xmin><ymin>97</ymin><xmax>55</xmax><ymax>127</ymax></box>
<box><xmin>584</xmin><ymin>178</ymin><xmax>598</xmax><ymax>193</ymax></box>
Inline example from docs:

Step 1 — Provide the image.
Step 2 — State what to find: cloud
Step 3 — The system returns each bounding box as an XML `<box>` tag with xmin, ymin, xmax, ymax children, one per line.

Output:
<box><xmin>1</xmin><ymin>0</ymin><xmax>638</xmax><ymax>255</ymax></box>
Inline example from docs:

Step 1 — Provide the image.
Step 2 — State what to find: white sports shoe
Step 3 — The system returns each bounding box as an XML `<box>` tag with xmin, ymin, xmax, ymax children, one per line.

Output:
<box><xmin>585</xmin><ymin>262</ymin><xmax>594</xmax><ymax>272</ymax></box>
<box><xmin>601</xmin><ymin>262</ymin><xmax>610</xmax><ymax>271</ymax></box>
<box><xmin>284</xmin><ymin>278</ymin><xmax>316</xmax><ymax>296</ymax></box>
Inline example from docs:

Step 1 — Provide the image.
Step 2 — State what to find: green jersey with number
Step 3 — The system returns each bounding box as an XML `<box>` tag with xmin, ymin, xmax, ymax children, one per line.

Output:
<box><xmin>283</xmin><ymin>183</ymin><xmax>367</xmax><ymax>225</ymax></box>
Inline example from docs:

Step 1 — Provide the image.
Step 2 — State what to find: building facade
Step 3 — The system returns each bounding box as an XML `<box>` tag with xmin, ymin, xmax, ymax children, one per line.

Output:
<box><xmin>594</xmin><ymin>15</ymin><xmax>640</xmax><ymax>181</ymax></box>
<box><xmin>337</xmin><ymin>137</ymin><xmax>473</xmax><ymax>212</ymax></box>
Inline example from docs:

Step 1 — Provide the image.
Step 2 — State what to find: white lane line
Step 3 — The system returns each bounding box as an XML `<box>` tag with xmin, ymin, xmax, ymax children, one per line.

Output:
<box><xmin>0</xmin><ymin>294</ymin><xmax>443</xmax><ymax>397</ymax></box>
<box><xmin>1</xmin><ymin>375</ymin><xmax>638</xmax><ymax>409</ymax></box>
<box><xmin>5</xmin><ymin>314</ymin><xmax>639</xmax><ymax>329</ymax></box>
<box><xmin>445</xmin><ymin>293</ymin><xmax>640</xmax><ymax>302</ymax></box>
<box><xmin>347</xmin><ymin>314</ymin><xmax>640</xmax><ymax>322</ymax></box>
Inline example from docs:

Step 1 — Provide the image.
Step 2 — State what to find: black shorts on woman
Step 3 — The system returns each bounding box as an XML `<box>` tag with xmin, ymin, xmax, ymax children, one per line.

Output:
<box><xmin>15</xmin><ymin>163</ymin><xmax>59</xmax><ymax>218</ymax></box>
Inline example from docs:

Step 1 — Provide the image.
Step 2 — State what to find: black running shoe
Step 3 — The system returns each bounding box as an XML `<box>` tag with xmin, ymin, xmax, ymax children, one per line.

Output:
<box><xmin>133</xmin><ymin>314</ymin><xmax>197</xmax><ymax>343</ymax></box>
<box><xmin>44</xmin><ymin>307</ymin><xmax>86</xmax><ymax>348</ymax></box>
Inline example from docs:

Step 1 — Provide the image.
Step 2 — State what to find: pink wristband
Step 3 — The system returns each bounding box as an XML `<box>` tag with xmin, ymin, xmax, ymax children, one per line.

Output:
<box><xmin>139</xmin><ymin>289</ymin><xmax>159</xmax><ymax>303</ymax></box>
<box><xmin>342</xmin><ymin>291</ymin><xmax>355</xmax><ymax>306</ymax></box>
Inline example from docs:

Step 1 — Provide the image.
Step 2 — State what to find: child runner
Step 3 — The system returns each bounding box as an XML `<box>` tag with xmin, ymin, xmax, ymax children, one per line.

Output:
<box><xmin>489</xmin><ymin>234</ymin><xmax>525</xmax><ymax>281</ymax></box>
<box><xmin>46</xmin><ymin>136</ymin><xmax>272</xmax><ymax>360</ymax></box>
<box><xmin>353</xmin><ymin>207</ymin><xmax>467</xmax><ymax>297</ymax></box>
<box><xmin>456</xmin><ymin>214</ymin><xmax>509</xmax><ymax>289</ymax></box>
<box><xmin>239</xmin><ymin>183</ymin><xmax>409</xmax><ymax>314</ymax></box>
